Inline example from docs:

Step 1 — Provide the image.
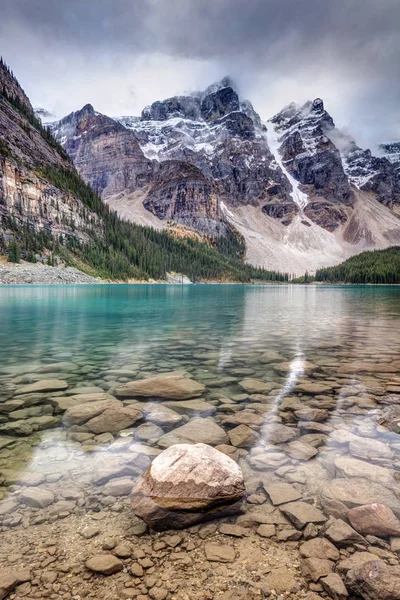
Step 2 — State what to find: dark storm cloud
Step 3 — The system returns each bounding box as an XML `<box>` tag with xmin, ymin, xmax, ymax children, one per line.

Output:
<box><xmin>1</xmin><ymin>0</ymin><xmax>400</xmax><ymax>145</ymax></box>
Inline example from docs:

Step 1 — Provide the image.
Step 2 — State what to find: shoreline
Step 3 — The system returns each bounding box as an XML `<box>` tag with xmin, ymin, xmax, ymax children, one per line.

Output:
<box><xmin>1</xmin><ymin>262</ymin><xmax>399</xmax><ymax>286</ymax></box>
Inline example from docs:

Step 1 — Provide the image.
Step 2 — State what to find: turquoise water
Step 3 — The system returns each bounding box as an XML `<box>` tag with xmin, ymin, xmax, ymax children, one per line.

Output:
<box><xmin>1</xmin><ymin>284</ymin><xmax>399</xmax><ymax>379</ymax></box>
<box><xmin>0</xmin><ymin>283</ymin><xmax>400</xmax><ymax>591</ymax></box>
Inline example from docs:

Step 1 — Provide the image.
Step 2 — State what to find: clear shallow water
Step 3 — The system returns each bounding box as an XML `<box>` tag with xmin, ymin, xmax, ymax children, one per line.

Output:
<box><xmin>0</xmin><ymin>284</ymin><xmax>400</xmax><ymax>560</ymax></box>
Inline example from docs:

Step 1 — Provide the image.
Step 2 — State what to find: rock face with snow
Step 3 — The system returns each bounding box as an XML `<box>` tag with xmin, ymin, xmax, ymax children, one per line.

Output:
<box><xmin>120</xmin><ymin>79</ymin><xmax>293</xmax><ymax>211</ymax></box>
<box><xmin>51</xmin><ymin>104</ymin><xmax>227</xmax><ymax>236</ymax></box>
<box><xmin>51</xmin><ymin>103</ymin><xmax>153</xmax><ymax>198</ymax></box>
<box><xmin>131</xmin><ymin>443</ymin><xmax>246</xmax><ymax>530</ymax></box>
<box><xmin>51</xmin><ymin>77</ymin><xmax>400</xmax><ymax>273</ymax></box>
<box><xmin>268</xmin><ymin>99</ymin><xmax>354</xmax><ymax>231</ymax></box>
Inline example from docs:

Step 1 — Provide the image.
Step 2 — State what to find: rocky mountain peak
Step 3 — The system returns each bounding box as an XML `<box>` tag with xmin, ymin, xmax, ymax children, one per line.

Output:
<box><xmin>0</xmin><ymin>58</ymin><xmax>33</xmax><ymax>115</ymax></box>
<box><xmin>312</xmin><ymin>98</ymin><xmax>324</xmax><ymax>113</ymax></box>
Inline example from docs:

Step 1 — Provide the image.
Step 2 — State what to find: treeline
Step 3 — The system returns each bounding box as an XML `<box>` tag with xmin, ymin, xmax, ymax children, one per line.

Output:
<box><xmin>3</xmin><ymin>163</ymin><xmax>288</xmax><ymax>282</ymax></box>
<box><xmin>315</xmin><ymin>247</ymin><xmax>400</xmax><ymax>284</ymax></box>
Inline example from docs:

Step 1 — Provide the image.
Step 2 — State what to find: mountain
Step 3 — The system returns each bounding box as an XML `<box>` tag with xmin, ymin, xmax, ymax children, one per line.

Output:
<box><xmin>0</xmin><ymin>59</ymin><xmax>284</xmax><ymax>282</ymax></box>
<box><xmin>378</xmin><ymin>141</ymin><xmax>400</xmax><ymax>181</ymax></box>
<box><xmin>51</xmin><ymin>79</ymin><xmax>400</xmax><ymax>275</ymax></box>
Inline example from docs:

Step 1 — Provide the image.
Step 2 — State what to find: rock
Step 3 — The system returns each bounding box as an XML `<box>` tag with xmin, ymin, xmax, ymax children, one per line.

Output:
<box><xmin>321</xmin><ymin>573</ymin><xmax>348</xmax><ymax>599</ymax></box>
<box><xmin>157</xmin><ymin>418</ymin><xmax>228</xmax><ymax>447</ymax></box>
<box><xmin>222</xmin><ymin>412</ymin><xmax>264</xmax><ymax>427</ymax></box>
<box><xmin>103</xmin><ymin>477</ymin><xmax>135</xmax><ymax>497</ymax></box>
<box><xmin>338</xmin><ymin>552</ymin><xmax>378</xmax><ymax>575</ymax></box>
<box><xmin>134</xmin><ymin>423</ymin><xmax>164</xmax><ymax>442</ymax></box>
<box><xmin>238</xmin><ymin>379</ymin><xmax>275</xmax><ymax>394</ymax></box>
<box><xmin>263</xmin><ymin>481</ymin><xmax>302</xmax><ymax>506</ymax></box>
<box><xmin>325</xmin><ymin>519</ymin><xmax>366</xmax><ymax>547</ymax></box>
<box><xmin>264</xmin><ymin>566</ymin><xmax>298</xmax><ymax>594</ymax></box>
<box><xmin>323</xmin><ymin>477</ymin><xmax>400</xmax><ymax>518</ymax></box>
<box><xmin>81</xmin><ymin>527</ymin><xmax>100</xmax><ymax>539</ymax></box>
<box><xmin>261</xmin><ymin>423</ymin><xmax>298</xmax><ymax>444</ymax></box>
<box><xmin>19</xmin><ymin>487</ymin><xmax>54</xmax><ymax>508</ymax></box>
<box><xmin>0</xmin><ymin>420</ymin><xmax>33</xmax><ymax>436</ymax></box>
<box><xmin>141</xmin><ymin>403</ymin><xmax>184</xmax><ymax>427</ymax></box>
<box><xmin>300</xmin><ymin>538</ymin><xmax>340</xmax><ymax>561</ymax></box>
<box><xmin>249</xmin><ymin>448</ymin><xmax>288</xmax><ymax>470</ymax></box>
<box><xmin>114</xmin><ymin>543</ymin><xmax>132</xmax><ymax>558</ymax></box>
<box><xmin>259</xmin><ymin>350</ymin><xmax>285</xmax><ymax>363</ymax></box>
<box><xmin>257</xmin><ymin>524</ymin><xmax>276</xmax><ymax>538</ymax></box>
<box><xmin>163</xmin><ymin>399</ymin><xmax>216</xmax><ymax>416</ymax></box>
<box><xmin>15</xmin><ymin>379</ymin><xmax>68</xmax><ymax>394</ymax></box>
<box><xmin>281</xmin><ymin>502</ymin><xmax>327</xmax><ymax>529</ymax></box>
<box><xmin>115</xmin><ymin>374</ymin><xmax>205</xmax><ymax>400</ymax></box>
<box><xmin>0</xmin><ymin>568</ymin><xmax>31</xmax><ymax>600</ymax></box>
<box><xmin>85</xmin><ymin>554</ymin><xmax>123</xmax><ymax>575</ymax></box>
<box><xmin>130</xmin><ymin>563</ymin><xmax>144</xmax><ymax>577</ymax></box>
<box><xmin>131</xmin><ymin>443</ymin><xmax>245</xmax><ymax>530</ymax></box>
<box><xmin>204</xmin><ymin>543</ymin><xmax>235</xmax><ymax>562</ymax></box>
<box><xmin>294</xmin><ymin>408</ymin><xmax>329</xmax><ymax>422</ymax></box>
<box><xmin>391</xmin><ymin>537</ymin><xmax>400</xmax><ymax>553</ymax></box>
<box><xmin>295</xmin><ymin>382</ymin><xmax>336</xmax><ymax>394</ymax></box>
<box><xmin>219</xmin><ymin>524</ymin><xmax>248</xmax><ymax>537</ymax></box>
<box><xmin>302</xmin><ymin>558</ymin><xmax>334</xmax><ymax>581</ymax></box>
<box><xmin>86</xmin><ymin>406</ymin><xmax>142</xmax><ymax>434</ymax></box>
<box><xmin>347</xmin><ymin>504</ymin><xmax>400</xmax><ymax>537</ymax></box>
<box><xmin>52</xmin><ymin>393</ymin><xmax>116</xmax><ymax>412</ymax></box>
<box><xmin>277</xmin><ymin>528</ymin><xmax>302</xmax><ymax>541</ymax></box>
<box><xmin>228</xmin><ymin>424</ymin><xmax>259</xmax><ymax>447</ymax></box>
<box><xmin>349</xmin><ymin>437</ymin><xmax>393</xmax><ymax>460</ymax></box>
<box><xmin>62</xmin><ymin>399</ymin><xmax>123</xmax><ymax>426</ymax></box>
<box><xmin>346</xmin><ymin>559</ymin><xmax>400</xmax><ymax>600</ymax></box>
<box><xmin>285</xmin><ymin>440</ymin><xmax>318</xmax><ymax>460</ymax></box>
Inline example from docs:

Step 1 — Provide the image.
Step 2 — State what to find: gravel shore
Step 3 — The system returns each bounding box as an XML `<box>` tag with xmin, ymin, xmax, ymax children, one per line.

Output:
<box><xmin>0</xmin><ymin>262</ymin><xmax>101</xmax><ymax>284</ymax></box>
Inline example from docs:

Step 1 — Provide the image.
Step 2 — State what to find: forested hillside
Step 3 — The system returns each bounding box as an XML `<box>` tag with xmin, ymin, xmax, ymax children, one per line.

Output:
<box><xmin>0</xmin><ymin>59</ymin><xmax>287</xmax><ymax>283</ymax></box>
<box><xmin>315</xmin><ymin>247</ymin><xmax>400</xmax><ymax>284</ymax></box>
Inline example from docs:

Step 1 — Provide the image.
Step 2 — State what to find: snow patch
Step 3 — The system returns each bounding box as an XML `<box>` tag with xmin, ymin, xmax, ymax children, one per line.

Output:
<box><xmin>265</xmin><ymin>123</ymin><xmax>309</xmax><ymax>209</ymax></box>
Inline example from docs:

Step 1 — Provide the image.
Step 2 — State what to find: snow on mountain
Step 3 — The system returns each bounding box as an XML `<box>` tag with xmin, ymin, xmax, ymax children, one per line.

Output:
<box><xmin>50</xmin><ymin>79</ymin><xmax>400</xmax><ymax>274</ymax></box>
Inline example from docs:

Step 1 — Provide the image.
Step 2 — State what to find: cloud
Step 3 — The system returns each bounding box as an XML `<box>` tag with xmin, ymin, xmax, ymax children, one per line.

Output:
<box><xmin>1</xmin><ymin>0</ymin><xmax>399</xmax><ymax>146</ymax></box>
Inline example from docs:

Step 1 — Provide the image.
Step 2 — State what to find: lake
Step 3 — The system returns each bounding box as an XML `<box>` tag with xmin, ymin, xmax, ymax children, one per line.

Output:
<box><xmin>0</xmin><ymin>284</ymin><xmax>400</xmax><ymax>598</ymax></box>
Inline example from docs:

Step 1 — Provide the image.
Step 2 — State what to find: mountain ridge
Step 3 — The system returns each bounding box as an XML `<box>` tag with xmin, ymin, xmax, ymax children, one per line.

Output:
<box><xmin>49</xmin><ymin>77</ymin><xmax>400</xmax><ymax>274</ymax></box>
<box><xmin>0</xmin><ymin>60</ymin><xmax>284</xmax><ymax>282</ymax></box>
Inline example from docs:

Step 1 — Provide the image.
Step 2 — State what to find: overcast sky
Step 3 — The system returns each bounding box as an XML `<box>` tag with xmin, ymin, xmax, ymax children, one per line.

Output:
<box><xmin>1</xmin><ymin>0</ymin><xmax>399</xmax><ymax>148</ymax></box>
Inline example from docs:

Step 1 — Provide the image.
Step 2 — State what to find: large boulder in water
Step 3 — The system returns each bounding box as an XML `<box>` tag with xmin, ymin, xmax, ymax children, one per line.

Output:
<box><xmin>131</xmin><ymin>443</ymin><xmax>246</xmax><ymax>530</ymax></box>
<box><xmin>115</xmin><ymin>373</ymin><xmax>205</xmax><ymax>400</ymax></box>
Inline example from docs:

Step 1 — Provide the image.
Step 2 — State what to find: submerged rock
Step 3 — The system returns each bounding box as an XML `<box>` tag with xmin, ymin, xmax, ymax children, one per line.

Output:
<box><xmin>157</xmin><ymin>417</ymin><xmax>228</xmax><ymax>447</ymax></box>
<box><xmin>115</xmin><ymin>373</ymin><xmax>205</xmax><ymax>400</ymax></box>
<box><xmin>346</xmin><ymin>559</ymin><xmax>400</xmax><ymax>600</ymax></box>
<box><xmin>347</xmin><ymin>504</ymin><xmax>400</xmax><ymax>537</ymax></box>
<box><xmin>131</xmin><ymin>443</ymin><xmax>246</xmax><ymax>530</ymax></box>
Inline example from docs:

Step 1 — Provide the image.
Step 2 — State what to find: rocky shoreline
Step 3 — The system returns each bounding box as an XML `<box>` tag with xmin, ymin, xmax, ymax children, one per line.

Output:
<box><xmin>0</xmin><ymin>334</ymin><xmax>400</xmax><ymax>598</ymax></box>
<box><xmin>0</xmin><ymin>262</ymin><xmax>100</xmax><ymax>285</ymax></box>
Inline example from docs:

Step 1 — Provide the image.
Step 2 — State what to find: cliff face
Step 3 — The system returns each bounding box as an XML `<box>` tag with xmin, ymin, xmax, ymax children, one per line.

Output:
<box><xmin>52</xmin><ymin>104</ymin><xmax>153</xmax><ymax>198</ymax></box>
<box><xmin>52</xmin><ymin>102</ymin><xmax>232</xmax><ymax>236</ymax></box>
<box><xmin>0</xmin><ymin>61</ymin><xmax>100</xmax><ymax>251</ymax></box>
<box><xmin>0</xmin><ymin>158</ymin><xmax>97</xmax><ymax>246</ymax></box>
<box><xmin>144</xmin><ymin>161</ymin><xmax>227</xmax><ymax>237</ymax></box>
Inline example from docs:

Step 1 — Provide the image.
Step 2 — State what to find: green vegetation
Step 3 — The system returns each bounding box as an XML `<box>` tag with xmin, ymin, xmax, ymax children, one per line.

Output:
<box><xmin>3</xmin><ymin>163</ymin><xmax>288</xmax><ymax>282</ymax></box>
<box><xmin>316</xmin><ymin>247</ymin><xmax>400</xmax><ymax>284</ymax></box>
<box><xmin>7</xmin><ymin>237</ymin><xmax>20</xmax><ymax>263</ymax></box>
